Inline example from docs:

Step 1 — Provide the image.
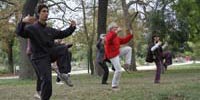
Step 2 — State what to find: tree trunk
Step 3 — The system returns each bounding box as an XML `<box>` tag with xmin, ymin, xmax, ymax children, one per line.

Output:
<box><xmin>19</xmin><ymin>38</ymin><xmax>35</xmax><ymax>79</ymax></box>
<box><xmin>89</xmin><ymin>47</ymin><xmax>94</xmax><ymax>75</ymax></box>
<box><xmin>7</xmin><ymin>40</ymin><xmax>14</xmax><ymax>73</ymax></box>
<box><xmin>121</xmin><ymin>0</ymin><xmax>137</xmax><ymax>71</ymax></box>
<box><xmin>97</xmin><ymin>0</ymin><xmax>108</xmax><ymax>38</ymax></box>
<box><xmin>95</xmin><ymin>0</ymin><xmax>108</xmax><ymax>75</ymax></box>
<box><xmin>81</xmin><ymin>0</ymin><xmax>95</xmax><ymax>74</ymax></box>
<box><xmin>89</xmin><ymin>0</ymin><xmax>97</xmax><ymax>75</ymax></box>
<box><xmin>19</xmin><ymin>0</ymin><xmax>38</xmax><ymax>79</ymax></box>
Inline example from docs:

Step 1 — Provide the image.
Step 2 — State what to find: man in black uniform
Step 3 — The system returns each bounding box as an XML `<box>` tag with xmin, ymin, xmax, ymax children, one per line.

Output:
<box><xmin>16</xmin><ymin>4</ymin><xmax>76</xmax><ymax>100</ymax></box>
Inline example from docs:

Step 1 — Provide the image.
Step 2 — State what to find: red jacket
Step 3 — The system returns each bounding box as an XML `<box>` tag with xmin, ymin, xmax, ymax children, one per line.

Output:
<box><xmin>104</xmin><ymin>31</ymin><xmax>133</xmax><ymax>59</ymax></box>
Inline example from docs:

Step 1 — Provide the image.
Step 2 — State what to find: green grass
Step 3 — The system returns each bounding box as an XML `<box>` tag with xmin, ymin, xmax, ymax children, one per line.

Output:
<box><xmin>0</xmin><ymin>64</ymin><xmax>200</xmax><ymax>100</ymax></box>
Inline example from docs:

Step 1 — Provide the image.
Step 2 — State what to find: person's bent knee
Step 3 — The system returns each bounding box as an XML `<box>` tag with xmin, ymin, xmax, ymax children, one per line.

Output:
<box><xmin>126</xmin><ymin>46</ymin><xmax>132</xmax><ymax>51</ymax></box>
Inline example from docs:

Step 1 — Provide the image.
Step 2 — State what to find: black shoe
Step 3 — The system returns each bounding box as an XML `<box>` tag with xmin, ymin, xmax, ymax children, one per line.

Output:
<box><xmin>164</xmin><ymin>64</ymin><xmax>167</xmax><ymax>71</ymax></box>
<box><xmin>111</xmin><ymin>66</ymin><xmax>115</xmax><ymax>71</ymax></box>
<box><xmin>102</xmin><ymin>82</ymin><xmax>108</xmax><ymax>85</ymax></box>
<box><xmin>59</xmin><ymin>73</ymin><xmax>73</xmax><ymax>87</ymax></box>
<box><xmin>154</xmin><ymin>80</ymin><xmax>160</xmax><ymax>84</ymax></box>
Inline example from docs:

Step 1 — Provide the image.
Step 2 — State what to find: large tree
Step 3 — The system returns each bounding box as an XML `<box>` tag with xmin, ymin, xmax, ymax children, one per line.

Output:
<box><xmin>95</xmin><ymin>0</ymin><xmax>108</xmax><ymax>74</ymax></box>
<box><xmin>18</xmin><ymin>0</ymin><xmax>39</xmax><ymax>79</ymax></box>
<box><xmin>97</xmin><ymin>0</ymin><xmax>108</xmax><ymax>38</ymax></box>
<box><xmin>121</xmin><ymin>0</ymin><xmax>140</xmax><ymax>71</ymax></box>
<box><xmin>172</xmin><ymin>0</ymin><xmax>200</xmax><ymax>59</ymax></box>
<box><xmin>0</xmin><ymin>0</ymin><xmax>21</xmax><ymax>73</ymax></box>
<box><xmin>81</xmin><ymin>0</ymin><xmax>97</xmax><ymax>75</ymax></box>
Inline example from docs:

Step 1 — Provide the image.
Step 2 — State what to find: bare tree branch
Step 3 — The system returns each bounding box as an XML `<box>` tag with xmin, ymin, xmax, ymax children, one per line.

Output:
<box><xmin>81</xmin><ymin>0</ymin><xmax>89</xmax><ymax>41</ymax></box>
<box><xmin>127</xmin><ymin>0</ymin><xmax>137</xmax><ymax>8</ymax></box>
<box><xmin>48</xmin><ymin>0</ymin><xmax>81</xmax><ymax>12</ymax></box>
<box><xmin>127</xmin><ymin>0</ymin><xmax>147</xmax><ymax>9</ymax></box>
<box><xmin>130</xmin><ymin>11</ymin><xmax>138</xmax><ymax>23</ymax></box>
<box><xmin>0</xmin><ymin>0</ymin><xmax>15</xmax><ymax>5</ymax></box>
<box><xmin>39</xmin><ymin>0</ymin><xmax>46</xmax><ymax>3</ymax></box>
<box><xmin>48</xmin><ymin>17</ymin><xmax>69</xmax><ymax>24</ymax></box>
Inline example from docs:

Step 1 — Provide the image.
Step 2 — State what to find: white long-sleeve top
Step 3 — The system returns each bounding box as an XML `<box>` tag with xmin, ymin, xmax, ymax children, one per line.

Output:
<box><xmin>151</xmin><ymin>42</ymin><xmax>162</xmax><ymax>51</ymax></box>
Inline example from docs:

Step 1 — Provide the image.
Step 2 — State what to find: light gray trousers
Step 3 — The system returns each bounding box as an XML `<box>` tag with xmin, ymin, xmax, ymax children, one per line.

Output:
<box><xmin>110</xmin><ymin>46</ymin><xmax>132</xmax><ymax>87</ymax></box>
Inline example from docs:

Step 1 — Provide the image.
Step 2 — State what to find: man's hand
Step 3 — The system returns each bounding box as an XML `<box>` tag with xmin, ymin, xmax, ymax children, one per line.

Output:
<box><xmin>69</xmin><ymin>20</ymin><xmax>76</xmax><ymax>27</ymax></box>
<box><xmin>126</xmin><ymin>29</ymin><xmax>133</xmax><ymax>34</ymax></box>
<box><xmin>66</xmin><ymin>43</ymin><xmax>73</xmax><ymax>48</ymax></box>
<box><xmin>100</xmin><ymin>34</ymin><xmax>106</xmax><ymax>39</ymax></box>
<box><xmin>116</xmin><ymin>27</ymin><xmax>122</xmax><ymax>33</ymax></box>
<box><xmin>157</xmin><ymin>41</ymin><xmax>162</xmax><ymax>46</ymax></box>
<box><xmin>22</xmin><ymin>15</ymin><xmax>36</xmax><ymax>24</ymax></box>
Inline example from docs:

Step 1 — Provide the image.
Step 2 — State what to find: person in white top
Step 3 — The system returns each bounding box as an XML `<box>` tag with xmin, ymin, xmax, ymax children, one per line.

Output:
<box><xmin>149</xmin><ymin>34</ymin><xmax>172</xmax><ymax>83</ymax></box>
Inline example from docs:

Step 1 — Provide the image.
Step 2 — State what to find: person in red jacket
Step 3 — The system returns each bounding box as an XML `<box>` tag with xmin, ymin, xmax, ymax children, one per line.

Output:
<box><xmin>104</xmin><ymin>22</ymin><xmax>133</xmax><ymax>89</ymax></box>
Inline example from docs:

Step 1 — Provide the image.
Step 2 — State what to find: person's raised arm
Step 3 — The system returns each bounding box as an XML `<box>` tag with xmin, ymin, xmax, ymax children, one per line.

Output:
<box><xmin>16</xmin><ymin>15</ymin><xmax>34</xmax><ymax>38</ymax></box>
<box><xmin>119</xmin><ymin>29</ymin><xmax>133</xmax><ymax>44</ymax></box>
<box><xmin>52</xmin><ymin>20</ymin><xmax>76</xmax><ymax>39</ymax></box>
<box><xmin>151</xmin><ymin>41</ymin><xmax>162</xmax><ymax>51</ymax></box>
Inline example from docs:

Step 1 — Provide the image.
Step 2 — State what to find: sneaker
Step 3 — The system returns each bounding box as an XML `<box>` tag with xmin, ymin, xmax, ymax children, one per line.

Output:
<box><xmin>33</xmin><ymin>91</ymin><xmax>41</xmax><ymax>99</ymax></box>
<box><xmin>112</xmin><ymin>86</ymin><xmax>120</xmax><ymax>91</ymax></box>
<box><xmin>59</xmin><ymin>73</ymin><xmax>73</xmax><ymax>87</ymax></box>
<box><xmin>122</xmin><ymin>64</ymin><xmax>130</xmax><ymax>73</ymax></box>
<box><xmin>56</xmin><ymin>81</ymin><xmax>64</xmax><ymax>85</ymax></box>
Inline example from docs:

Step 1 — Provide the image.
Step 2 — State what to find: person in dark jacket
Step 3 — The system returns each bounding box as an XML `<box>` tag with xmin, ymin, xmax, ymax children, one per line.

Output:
<box><xmin>148</xmin><ymin>34</ymin><xmax>172</xmax><ymax>83</ymax></box>
<box><xmin>16</xmin><ymin>4</ymin><xmax>76</xmax><ymax>100</ymax></box>
<box><xmin>53</xmin><ymin>39</ymin><xmax>73</xmax><ymax>85</ymax></box>
<box><xmin>25</xmin><ymin>18</ymin><xmax>74</xmax><ymax>99</ymax></box>
<box><xmin>96</xmin><ymin>34</ymin><xmax>114</xmax><ymax>85</ymax></box>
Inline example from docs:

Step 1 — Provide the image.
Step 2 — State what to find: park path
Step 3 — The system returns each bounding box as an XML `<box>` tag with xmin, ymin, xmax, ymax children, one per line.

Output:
<box><xmin>0</xmin><ymin>61</ymin><xmax>199</xmax><ymax>80</ymax></box>
<box><xmin>68</xmin><ymin>61</ymin><xmax>200</xmax><ymax>75</ymax></box>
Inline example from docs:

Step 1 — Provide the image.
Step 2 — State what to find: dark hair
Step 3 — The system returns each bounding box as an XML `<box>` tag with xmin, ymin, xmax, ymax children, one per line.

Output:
<box><xmin>37</xmin><ymin>4</ymin><xmax>48</xmax><ymax>13</ymax></box>
<box><xmin>152</xmin><ymin>30</ymin><xmax>158</xmax><ymax>37</ymax></box>
<box><xmin>151</xmin><ymin>34</ymin><xmax>159</xmax><ymax>42</ymax></box>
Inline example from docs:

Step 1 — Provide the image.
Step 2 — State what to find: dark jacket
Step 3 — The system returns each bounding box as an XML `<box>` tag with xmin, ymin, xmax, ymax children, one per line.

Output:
<box><xmin>146</xmin><ymin>43</ymin><xmax>163</xmax><ymax>63</ymax></box>
<box><xmin>154</xmin><ymin>45</ymin><xmax>163</xmax><ymax>61</ymax></box>
<box><xmin>96</xmin><ymin>39</ymin><xmax>105</xmax><ymax>63</ymax></box>
<box><xmin>146</xmin><ymin>44</ymin><xmax>155</xmax><ymax>63</ymax></box>
<box><xmin>16</xmin><ymin>21</ymin><xmax>76</xmax><ymax>59</ymax></box>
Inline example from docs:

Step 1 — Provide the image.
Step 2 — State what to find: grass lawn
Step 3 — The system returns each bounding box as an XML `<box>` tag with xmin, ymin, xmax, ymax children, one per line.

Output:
<box><xmin>0</xmin><ymin>63</ymin><xmax>200</xmax><ymax>100</ymax></box>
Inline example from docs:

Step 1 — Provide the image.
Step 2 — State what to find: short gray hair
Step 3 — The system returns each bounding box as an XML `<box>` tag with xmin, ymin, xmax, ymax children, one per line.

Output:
<box><xmin>107</xmin><ymin>22</ymin><xmax>118</xmax><ymax>30</ymax></box>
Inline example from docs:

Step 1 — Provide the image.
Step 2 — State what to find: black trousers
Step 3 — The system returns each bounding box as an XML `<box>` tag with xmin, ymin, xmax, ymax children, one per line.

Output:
<box><xmin>56</xmin><ymin>51</ymin><xmax>72</xmax><ymax>82</ymax></box>
<box><xmin>31</xmin><ymin>45</ymin><xmax>71</xmax><ymax>100</ymax></box>
<box><xmin>99</xmin><ymin>61</ymin><xmax>109</xmax><ymax>84</ymax></box>
<box><xmin>98</xmin><ymin>59</ymin><xmax>114</xmax><ymax>84</ymax></box>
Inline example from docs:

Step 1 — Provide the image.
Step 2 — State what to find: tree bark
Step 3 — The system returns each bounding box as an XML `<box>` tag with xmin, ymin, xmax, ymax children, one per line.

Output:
<box><xmin>121</xmin><ymin>0</ymin><xmax>137</xmax><ymax>71</ymax></box>
<box><xmin>19</xmin><ymin>0</ymin><xmax>38</xmax><ymax>79</ymax></box>
<box><xmin>88</xmin><ymin>0</ymin><xmax>97</xmax><ymax>75</ymax></box>
<box><xmin>95</xmin><ymin>0</ymin><xmax>108</xmax><ymax>75</ymax></box>
<box><xmin>81</xmin><ymin>0</ymin><xmax>95</xmax><ymax>75</ymax></box>
<box><xmin>97</xmin><ymin>0</ymin><xmax>108</xmax><ymax>38</ymax></box>
<box><xmin>7</xmin><ymin>39</ymin><xmax>14</xmax><ymax>73</ymax></box>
